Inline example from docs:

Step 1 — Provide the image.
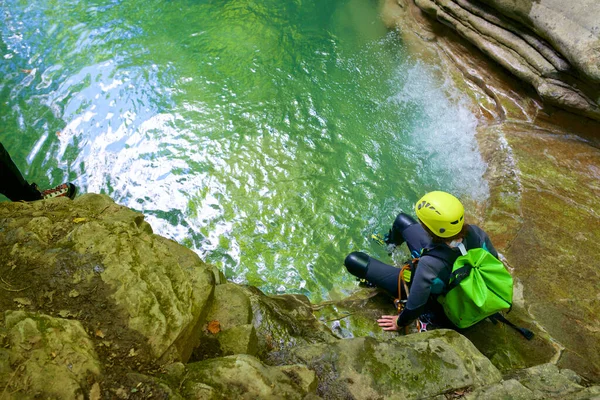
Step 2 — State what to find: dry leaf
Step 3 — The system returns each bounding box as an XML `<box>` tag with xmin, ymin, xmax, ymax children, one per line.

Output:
<box><xmin>43</xmin><ymin>290</ymin><xmax>55</xmax><ymax>303</ymax></box>
<box><xmin>56</xmin><ymin>131</ymin><xmax>62</xmax><ymax>137</ymax></box>
<box><xmin>20</xmin><ymin>69</ymin><xmax>32</xmax><ymax>74</ymax></box>
<box><xmin>90</xmin><ymin>383</ymin><xmax>101</xmax><ymax>400</ymax></box>
<box><xmin>68</xmin><ymin>289</ymin><xmax>80</xmax><ymax>298</ymax></box>
<box><xmin>128</xmin><ymin>348</ymin><xmax>137</xmax><ymax>357</ymax></box>
<box><xmin>207</xmin><ymin>320</ymin><xmax>220</xmax><ymax>334</ymax></box>
<box><xmin>95</xmin><ymin>329</ymin><xmax>105</xmax><ymax>338</ymax></box>
<box><xmin>58</xmin><ymin>310</ymin><xmax>75</xmax><ymax>318</ymax></box>
<box><xmin>13</xmin><ymin>297</ymin><xmax>32</xmax><ymax>306</ymax></box>
<box><xmin>51</xmin><ymin>351</ymin><xmax>57</xmax><ymax>358</ymax></box>
<box><xmin>73</xmin><ymin>217</ymin><xmax>87</xmax><ymax>223</ymax></box>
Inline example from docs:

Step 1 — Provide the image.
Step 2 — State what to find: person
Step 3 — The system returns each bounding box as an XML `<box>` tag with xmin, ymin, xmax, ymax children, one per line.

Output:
<box><xmin>344</xmin><ymin>191</ymin><xmax>498</xmax><ymax>331</ymax></box>
<box><xmin>0</xmin><ymin>142</ymin><xmax>76</xmax><ymax>201</ymax></box>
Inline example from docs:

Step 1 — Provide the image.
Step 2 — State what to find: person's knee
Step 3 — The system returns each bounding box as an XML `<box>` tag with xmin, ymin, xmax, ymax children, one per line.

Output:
<box><xmin>344</xmin><ymin>251</ymin><xmax>370</xmax><ymax>279</ymax></box>
<box><xmin>393</xmin><ymin>212</ymin><xmax>418</xmax><ymax>233</ymax></box>
<box><xmin>387</xmin><ymin>212</ymin><xmax>418</xmax><ymax>246</ymax></box>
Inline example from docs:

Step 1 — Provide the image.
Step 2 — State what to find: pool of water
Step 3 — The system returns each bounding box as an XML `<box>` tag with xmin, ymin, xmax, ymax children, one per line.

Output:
<box><xmin>0</xmin><ymin>0</ymin><xmax>488</xmax><ymax>302</ymax></box>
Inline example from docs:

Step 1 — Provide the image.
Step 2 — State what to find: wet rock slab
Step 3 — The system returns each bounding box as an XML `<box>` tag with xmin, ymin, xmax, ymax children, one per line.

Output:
<box><xmin>273</xmin><ymin>329</ymin><xmax>502</xmax><ymax>399</ymax></box>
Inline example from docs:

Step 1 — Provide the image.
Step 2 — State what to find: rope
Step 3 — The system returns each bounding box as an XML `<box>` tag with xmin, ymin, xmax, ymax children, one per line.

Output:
<box><xmin>394</xmin><ymin>261</ymin><xmax>421</xmax><ymax>334</ymax></box>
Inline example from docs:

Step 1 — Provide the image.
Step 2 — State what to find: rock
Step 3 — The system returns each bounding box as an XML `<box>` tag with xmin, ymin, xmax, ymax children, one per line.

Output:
<box><xmin>243</xmin><ymin>288</ymin><xmax>338</xmax><ymax>358</ymax></box>
<box><xmin>384</xmin><ymin>0</ymin><xmax>600</xmax><ymax>381</ymax></box>
<box><xmin>0</xmin><ymin>311</ymin><xmax>101</xmax><ymax>399</ymax></box>
<box><xmin>205</xmin><ymin>283</ymin><xmax>253</xmax><ymax>330</ymax></box>
<box><xmin>509</xmin><ymin>363</ymin><xmax>585</xmax><ymax>398</ymax></box>
<box><xmin>181</xmin><ymin>354</ymin><xmax>318</xmax><ymax>399</ymax></box>
<box><xmin>278</xmin><ymin>364</ymin><xmax>319</xmax><ymax>394</ymax></box>
<box><xmin>411</xmin><ymin>0</ymin><xmax>600</xmax><ymax>121</ymax></box>
<box><xmin>459</xmin><ymin>307</ymin><xmax>555</xmax><ymax>374</ymax></box>
<box><xmin>466</xmin><ymin>379</ymin><xmax>534</xmax><ymax>400</ymax></box>
<box><xmin>313</xmin><ymin>288</ymin><xmax>400</xmax><ymax>340</ymax></box>
<box><xmin>562</xmin><ymin>386</ymin><xmax>600</xmax><ymax>400</ymax></box>
<box><xmin>193</xmin><ymin>283</ymin><xmax>336</xmax><ymax>361</ymax></box>
<box><xmin>276</xmin><ymin>329</ymin><xmax>502</xmax><ymax>399</ymax></box>
<box><xmin>217</xmin><ymin>324</ymin><xmax>259</xmax><ymax>356</ymax></box>
<box><xmin>491</xmin><ymin>125</ymin><xmax>600</xmax><ymax>379</ymax></box>
<box><xmin>162</xmin><ymin>362</ymin><xmax>187</xmax><ymax>380</ymax></box>
<box><xmin>0</xmin><ymin>194</ymin><xmax>216</xmax><ymax>365</ymax></box>
<box><xmin>468</xmin><ymin>363</ymin><xmax>600</xmax><ymax>400</ymax></box>
<box><xmin>477</xmin><ymin>0</ymin><xmax>600</xmax><ymax>83</ymax></box>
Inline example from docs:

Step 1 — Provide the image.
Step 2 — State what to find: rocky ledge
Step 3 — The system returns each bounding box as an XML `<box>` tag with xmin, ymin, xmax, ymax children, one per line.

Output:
<box><xmin>412</xmin><ymin>0</ymin><xmax>600</xmax><ymax>122</ymax></box>
<box><xmin>0</xmin><ymin>194</ymin><xmax>598</xmax><ymax>399</ymax></box>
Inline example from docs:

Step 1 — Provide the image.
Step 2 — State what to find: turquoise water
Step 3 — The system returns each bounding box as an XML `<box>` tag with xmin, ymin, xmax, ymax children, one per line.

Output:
<box><xmin>0</xmin><ymin>0</ymin><xmax>487</xmax><ymax>301</ymax></box>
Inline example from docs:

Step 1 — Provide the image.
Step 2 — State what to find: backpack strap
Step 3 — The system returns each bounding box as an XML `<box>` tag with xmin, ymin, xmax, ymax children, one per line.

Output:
<box><xmin>489</xmin><ymin>313</ymin><xmax>534</xmax><ymax>340</ymax></box>
<box><xmin>444</xmin><ymin>264</ymin><xmax>472</xmax><ymax>293</ymax></box>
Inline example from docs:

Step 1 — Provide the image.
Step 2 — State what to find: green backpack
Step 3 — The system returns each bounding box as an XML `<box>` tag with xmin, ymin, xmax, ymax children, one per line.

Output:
<box><xmin>437</xmin><ymin>245</ymin><xmax>513</xmax><ymax>329</ymax></box>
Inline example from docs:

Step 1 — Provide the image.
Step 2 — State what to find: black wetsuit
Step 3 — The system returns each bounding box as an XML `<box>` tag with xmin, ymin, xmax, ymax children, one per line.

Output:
<box><xmin>344</xmin><ymin>213</ymin><xmax>498</xmax><ymax>328</ymax></box>
<box><xmin>0</xmin><ymin>142</ymin><xmax>43</xmax><ymax>201</ymax></box>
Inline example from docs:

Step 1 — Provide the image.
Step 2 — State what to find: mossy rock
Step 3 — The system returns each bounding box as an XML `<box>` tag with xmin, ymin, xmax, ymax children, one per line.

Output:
<box><xmin>0</xmin><ymin>194</ymin><xmax>216</xmax><ymax>365</ymax></box>
<box><xmin>0</xmin><ymin>311</ymin><xmax>101</xmax><ymax>399</ymax></box>
<box><xmin>465</xmin><ymin>379</ymin><xmax>535</xmax><ymax>400</ymax></box>
<box><xmin>508</xmin><ymin>363</ymin><xmax>585</xmax><ymax>398</ymax></box>
<box><xmin>313</xmin><ymin>288</ymin><xmax>400</xmax><ymax>340</ymax></box>
<box><xmin>467</xmin><ymin>363</ymin><xmax>600</xmax><ymax>400</ymax></box>
<box><xmin>205</xmin><ymin>283</ymin><xmax>253</xmax><ymax>330</ymax></box>
<box><xmin>217</xmin><ymin>324</ymin><xmax>259</xmax><ymax>356</ymax></box>
<box><xmin>277</xmin><ymin>329</ymin><xmax>502</xmax><ymax>399</ymax></box>
<box><xmin>240</xmin><ymin>286</ymin><xmax>338</xmax><ymax>360</ymax></box>
<box><xmin>181</xmin><ymin>354</ymin><xmax>318</xmax><ymax>399</ymax></box>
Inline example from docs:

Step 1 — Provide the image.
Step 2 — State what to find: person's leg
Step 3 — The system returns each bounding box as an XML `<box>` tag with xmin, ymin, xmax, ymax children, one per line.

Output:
<box><xmin>388</xmin><ymin>212</ymin><xmax>431</xmax><ymax>257</ymax></box>
<box><xmin>0</xmin><ymin>142</ymin><xmax>42</xmax><ymax>201</ymax></box>
<box><xmin>344</xmin><ymin>252</ymin><xmax>403</xmax><ymax>296</ymax></box>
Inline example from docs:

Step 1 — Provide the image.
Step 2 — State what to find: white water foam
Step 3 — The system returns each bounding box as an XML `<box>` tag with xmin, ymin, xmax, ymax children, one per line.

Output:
<box><xmin>389</xmin><ymin>60</ymin><xmax>489</xmax><ymax>202</ymax></box>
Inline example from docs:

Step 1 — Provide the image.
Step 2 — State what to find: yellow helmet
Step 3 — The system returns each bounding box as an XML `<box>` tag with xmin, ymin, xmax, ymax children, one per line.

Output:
<box><xmin>415</xmin><ymin>191</ymin><xmax>464</xmax><ymax>238</ymax></box>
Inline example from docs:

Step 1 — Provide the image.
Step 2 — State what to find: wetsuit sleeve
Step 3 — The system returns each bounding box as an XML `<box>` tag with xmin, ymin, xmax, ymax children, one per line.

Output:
<box><xmin>396</xmin><ymin>259</ymin><xmax>437</xmax><ymax>327</ymax></box>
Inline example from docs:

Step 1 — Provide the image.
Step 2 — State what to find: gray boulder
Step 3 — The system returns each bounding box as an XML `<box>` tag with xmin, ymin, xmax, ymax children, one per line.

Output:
<box><xmin>275</xmin><ymin>329</ymin><xmax>503</xmax><ymax>399</ymax></box>
<box><xmin>412</xmin><ymin>0</ymin><xmax>600</xmax><ymax>121</ymax></box>
<box><xmin>181</xmin><ymin>354</ymin><xmax>318</xmax><ymax>399</ymax></box>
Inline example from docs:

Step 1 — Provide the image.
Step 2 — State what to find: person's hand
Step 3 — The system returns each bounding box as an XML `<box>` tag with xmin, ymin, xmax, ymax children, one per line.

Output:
<box><xmin>377</xmin><ymin>315</ymin><xmax>400</xmax><ymax>331</ymax></box>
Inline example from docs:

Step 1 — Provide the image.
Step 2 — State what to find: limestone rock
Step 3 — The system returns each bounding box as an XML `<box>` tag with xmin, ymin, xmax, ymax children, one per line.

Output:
<box><xmin>477</xmin><ymin>0</ymin><xmax>600</xmax><ymax>83</ymax></box>
<box><xmin>193</xmin><ymin>283</ymin><xmax>335</xmax><ymax>361</ymax></box>
<box><xmin>206</xmin><ymin>283</ymin><xmax>253</xmax><ymax>330</ymax></box>
<box><xmin>0</xmin><ymin>311</ymin><xmax>101</xmax><ymax>399</ymax></box>
<box><xmin>276</xmin><ymin>329</ymin><xmax>502</xmax><ymax>399</ymax></box>
<box><xmin>465</xmin><ymin>379</ymin><xmax>535</xmax><ymax>400</ymax></box>
<box><xmin>468</xmin><ymin>364</ymin><xmax>600</xmax><ymax>399</ymax></box>
<box><xmin>181</xmin><ymin>354</ymin><xmax>318</xmax><ymax>399</ymax></box>
<box><xmin>217</xmin><ymin>324</ymin><xmax>259</xmax><ymax>356</ymax></box>
<box><xmin>385</xmin><ymin>0</ymin><xmax>600</xmax><ymax>381</ymax></box>
<box><xmin>510</xmin><ymin>363</ymin><xmax>585</xmax><ymax>398</ymax></box>
<box><xmin>242</xmin><ymin>287</ymin><xmax>338</xmax><ymax>359</ymax></box>
<box><xmin>412</xmin><ymin>0</ymin><xmax>600</xmax><ymax>121</ymax></box>
<box><xmin>313</xmin><ymin>288</ymin><xmax>407</xmax><ymax>340</ymax></box>
<box><xmin>0</xmin><ymin>193</ymin><xmax>216</xmax><ymax>365</ymax></box>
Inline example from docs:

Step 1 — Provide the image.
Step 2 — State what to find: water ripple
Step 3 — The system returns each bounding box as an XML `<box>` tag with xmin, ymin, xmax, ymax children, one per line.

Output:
<box><xmin>1</xmin><ymin>0</ymin><xmax>488</xmax><ymax>302</ymax></box>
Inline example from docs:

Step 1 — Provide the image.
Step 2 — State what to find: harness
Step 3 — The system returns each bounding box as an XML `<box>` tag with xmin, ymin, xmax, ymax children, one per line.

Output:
<box><xmin>394</xmin><ymin>258</ymin><xmax>426</xmax><ymax>333</ymax></box>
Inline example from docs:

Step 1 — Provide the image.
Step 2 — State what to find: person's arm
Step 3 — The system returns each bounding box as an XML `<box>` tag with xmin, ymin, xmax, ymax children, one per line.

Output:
<box><xmin>377</xmin><ymin>258</ymin><xmax>437</xmax><ymax>330</ymax></box>
<box><xmin>398</xmin><ymin>260</ymin><xmax>437</xmax><ymax>327</ymax></box>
